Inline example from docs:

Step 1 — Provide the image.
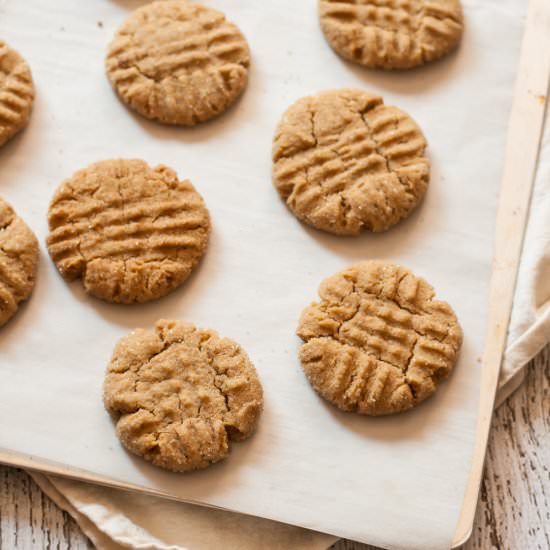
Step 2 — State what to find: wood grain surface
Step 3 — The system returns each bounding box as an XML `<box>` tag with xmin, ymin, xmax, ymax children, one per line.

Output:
<box><xmin>1</xmin><ymin>347</ymin><xmax>548</xmax><ymax>550</ymax></box>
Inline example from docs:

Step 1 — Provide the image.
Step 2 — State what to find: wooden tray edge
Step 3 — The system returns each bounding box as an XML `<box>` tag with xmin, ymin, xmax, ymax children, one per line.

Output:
<box><xmin>451</xmin><ymin>0</ymin><xmax>550</xmax><ymax>545</ymax></box>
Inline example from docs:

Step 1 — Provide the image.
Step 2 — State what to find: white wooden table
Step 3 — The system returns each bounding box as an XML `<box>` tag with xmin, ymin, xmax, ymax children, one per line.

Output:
<box><xmin>1</xmin><ymin>347</ymin><xmax>548</xmax><ymax>550</ymax></box>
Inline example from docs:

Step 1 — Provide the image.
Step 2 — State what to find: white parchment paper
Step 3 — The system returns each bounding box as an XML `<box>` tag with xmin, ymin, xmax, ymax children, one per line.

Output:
<box><xmin>0</xmin><ymin>1</ymin><xmax>527</xmax><ymax>548</ymax></box>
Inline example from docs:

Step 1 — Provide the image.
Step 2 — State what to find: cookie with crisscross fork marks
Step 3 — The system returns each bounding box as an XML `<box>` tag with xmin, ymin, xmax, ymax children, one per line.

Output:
<box><xmin>319</xmin><ymin>0</ymin><xmax>464</xmax><ymax>69</ymax></box>
<box><xmin>0</xmin><ymin>41</ymin><xmax>34</xmax><ymax>147</ymax></box>
<box><xmin>46</xmin><ymin>159</ymin><xmax>210</xmax><ymax>304</ymax></box>
<box><xmin>0</xmin><ymin>198</ymin><xmax>39</xmax><ymax>327</ymax></box>
<box><xmin>273</xmin><ymin>89</ymin><xmax>429</xmax><ymax>235</ymax></box>
<box><xmin>104</xmin><ymin>319</ymin><xmax>263</xmax><ymax>472</ymax></box>
<box><xmin>297</xmin><ymin>261</ymin><xmax>463</xmax><ymax>415</ymax></box>
<box><xmin>106</xmin><ymin>0</ymin><xmax>250</xmax><ymax>125</ymax></box>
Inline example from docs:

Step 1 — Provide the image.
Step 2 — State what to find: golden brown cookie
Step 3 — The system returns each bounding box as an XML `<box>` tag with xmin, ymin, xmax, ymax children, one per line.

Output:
<box><xmin>106</xmin><ymin>0</ymin><xmax>250</xmax><ymax>126</ymax></box>
<box><xmin>103</xmin><ymin>319</ymin><xmax>264</xmax><ymax>472</ymax></box>
<box><xmin>297</xmin><ymin>261</ymin><xmax>462</xmax><ymax>415</ymax></box>
<box><xmin>0</xmin><ymin>198</ymin><xmax>39</xmax><ymax>327</ymax></box>
<box><xmin>0</xmin><ymin>41</ymin><xmax>34</xmax><ymax>147</ymax></box>
<box><xmin>273</xmin><ymin>89</ymin><xmax>429</xmax><ymax>235</ymax></box>
<box><xmin>46</xmin><ymin>159</ymin><xmax>210</xmax><ymax>304</ymax></box>
<box><xmin>319</xmin><ymin>0</ymin><xmax>464</xmax><ymax>70</ymax></box>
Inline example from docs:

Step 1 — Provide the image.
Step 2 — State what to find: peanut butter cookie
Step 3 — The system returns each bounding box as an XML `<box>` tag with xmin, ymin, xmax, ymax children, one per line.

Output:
<box><xmin>46</xmin><ymin>159</ymin><xmax>210</xmax><ymax>304</ymax></box>
<box><xmin>106</xmin><ymin>0</ymin><xmax>250</xmax><ymax>126</ymax></box>
<box><xmin>319</xmin><ymin>0</ymin><xmax>464</xmax><ymax>69</ymax></box>
<box><xmin>104</xmin><ymin>320</ymin><xmax>264</xmax><ymax>472</ymax></box>
<box><xmin>0</xmin><ymin>198</ymin><xmax>39</xmax><ymax>327</ymax></box>
<box><xmin>297</xmin><ymin>261</ymin><xmax>463</xmax><ymax>415</ymax></box>
<box><xmin>273</xmin><ymin>89</ymin><xmax>429</xmax><ymax>235</ymax></box>
<box><xmin>0</xmin><ymin>41</ymin><xmax>34</xmax><ymax>147</ymax></box>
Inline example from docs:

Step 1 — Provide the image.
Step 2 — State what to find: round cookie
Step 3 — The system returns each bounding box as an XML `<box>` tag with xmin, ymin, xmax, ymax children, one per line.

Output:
<box><xmin>319</xmin><ymin>0</ymin><xmax>464</xmax><ymax>70</ymax></box>
<box><xmin>103</xmin><ymin>320</ymin><xmax>263</xmax><ymax>472</ymax></box>
<box><xmin>297</xmin><ymin>261</ymin><xmax>463</xmax><ymax>415</ymax></box>
<box><xmin>106</xmin><ymin>0</ymin><xmax>250</xmax><ymax>126</ymax></box>
<box><xmin>46</xmin><ymin>159</ymin><xmax>210</xmax><ymax>304</ymax></box>
<box><xmin>272</xmin><ymin>89</ymin><xmax>429</xmax><ymax>235</ymax></box>
<box><xmin>0</xmin><ymin>198</ymin><xmax>39</xmax><ymax>327</ymax></box>
<box><xmin>0</xmin><ymin>41</ymin><xmax>35</xmax><ymax>147</ymax></box>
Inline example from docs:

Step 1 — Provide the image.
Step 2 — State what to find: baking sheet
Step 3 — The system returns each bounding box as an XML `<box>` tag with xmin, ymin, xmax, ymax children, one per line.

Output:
<box><xmin>0</xmin><ymin>1</ymin><xmax>527</xmax><ymax>548</ymax></box>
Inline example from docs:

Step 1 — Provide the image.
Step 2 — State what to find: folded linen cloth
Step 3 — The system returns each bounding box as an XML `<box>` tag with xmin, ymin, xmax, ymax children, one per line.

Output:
<box><xmin>28</xmin><ymin>80</ymin><xmax>550</xmax><ymax>550</ymax></box>
<box><xmin>496</xmin><ymin>104</ymin><xmax>550</xmax><ymax>405</ymax></box>
<box><xmin>29</xmin><ymin>474</ymin><xmax>337</xmax><ymax>550</ymax></box>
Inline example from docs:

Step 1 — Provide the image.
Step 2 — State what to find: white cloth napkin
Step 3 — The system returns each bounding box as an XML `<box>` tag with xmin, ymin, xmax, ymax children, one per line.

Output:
<box><xmin>27</xmin><ymin>79</ymin><xmax>550</xmax><ymax>550</ymax></box>
<box><xmin>496</xmin><ymin>102</ymin><xmax>550</xmax><ymax>405</ymax></box>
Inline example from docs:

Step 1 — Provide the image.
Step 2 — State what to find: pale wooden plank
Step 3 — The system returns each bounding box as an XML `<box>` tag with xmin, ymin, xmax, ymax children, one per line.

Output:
<box><xmin>0</xmin><ymin>467</ymin><xmax>93</xmax><ymax>550</ymax></box>
<box><xmin>463</xmin><ymin>347</ymin><xmax>550</xmax><ymax>550</ymax></box>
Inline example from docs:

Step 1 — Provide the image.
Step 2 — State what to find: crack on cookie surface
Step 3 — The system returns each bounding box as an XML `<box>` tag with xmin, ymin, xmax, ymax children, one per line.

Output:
<box><xmin>103</xmin><ymin>320</ymin><xmax>263</xmax><ymax>472</ymax></box>
<box><xmin>273</xmin><ymin>89</ymin><xmax>429</xmax><ymax>235</ymax></box>
<box><xmin>297</xmin><ymin>260</ymin><xmax>463</xmax><ymax>415</ymax></box>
